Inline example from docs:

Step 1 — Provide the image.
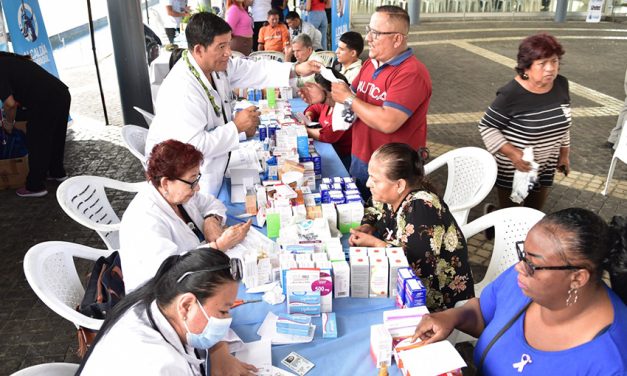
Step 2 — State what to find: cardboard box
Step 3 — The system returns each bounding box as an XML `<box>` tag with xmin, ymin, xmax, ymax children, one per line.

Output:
<box><xmin>0</xmin><ymin>155</ymin><xmax>29</xmax><ymax>190</ymax></box>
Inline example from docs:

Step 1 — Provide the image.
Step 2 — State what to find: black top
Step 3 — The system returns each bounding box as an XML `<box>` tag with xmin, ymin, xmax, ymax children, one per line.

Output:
<box><xmin>0</xmin><ymin>52</ymin><xmax>68</xmax><ymax>107</ymax></box>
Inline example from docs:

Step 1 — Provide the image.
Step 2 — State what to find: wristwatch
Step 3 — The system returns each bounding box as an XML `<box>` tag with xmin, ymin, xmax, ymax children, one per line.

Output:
<box><xmin>203</xmin><ymin>213</ymin><xmax>222</xmax><ymax>222</ymax></box>
<box><xmin>344</xmin><ymin>94</ymin><xmax>356</xmax><ymax>110</ymax></box>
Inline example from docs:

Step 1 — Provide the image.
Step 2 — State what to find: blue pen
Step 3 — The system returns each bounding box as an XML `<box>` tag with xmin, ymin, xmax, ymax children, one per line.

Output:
<box><xmin>227</xmin><ymin>214</ymin><xmax>263</xmax><ymax>229</ymax></box>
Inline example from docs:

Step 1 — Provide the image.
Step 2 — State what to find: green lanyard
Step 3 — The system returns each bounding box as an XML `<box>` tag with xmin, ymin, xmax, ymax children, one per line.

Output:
<box><xmin>183</xmin><ymin>50</ymin><xmax>222</xmax><ymax>118</ymax></box>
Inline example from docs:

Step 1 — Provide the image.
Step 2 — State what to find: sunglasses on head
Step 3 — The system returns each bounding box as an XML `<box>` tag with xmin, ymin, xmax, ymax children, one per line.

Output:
<box><xmin>176</xmin><ymin>258</ymin><xmax>243</xmax><ymax>283</ymax></box>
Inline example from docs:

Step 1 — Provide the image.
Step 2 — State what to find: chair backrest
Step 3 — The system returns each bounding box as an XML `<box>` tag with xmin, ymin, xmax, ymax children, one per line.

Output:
<box><xmin>23</xmin><ymin>241</ymin><xmax>112</xmax><ymax>331</ymax></box>
<box><xmin>10</xmin><ymin>363</ymin><xmax>80</xmax><ymax>376</ymax></box>
<box><xmin>121</xmin><ymin>124</ymin><xmax>149</xmax><ymax>170</ymax></box>
<box><xmin>132</xmin><ymin>106</ymin><xmax>155</xmax><ymax>126</ymax></box>
<box><xmin>316</xmin><ymin>51</ymin><xmax>336</xmax><ymax>67</ymax></box>
<box><xmin>56</xmin><ymin>176</ymin><xmax>143</xmax><ymax>250</ymax></box>
<box><xmin>424</xmin><ymin>147</ymin><xmax>497</xmax><ymax>225</ymax></box>
<box><xmin>462</xmin><ymin>207</ymin><xmax>545</xmax><ymax>295</ymax></box>
<box><xmin>249</xmin><ymin>50</ymin><xmax>285</xmax><ymax>62</ymax></box>
<box><xmin>231</xmin><ymin>50</ymin><xmax>246</xmax><ymax>59</ymax></box>
<box><xmin>614</xmin><ymin>119</ymin><xmax>627</xmax><ymax>163</ymax></box>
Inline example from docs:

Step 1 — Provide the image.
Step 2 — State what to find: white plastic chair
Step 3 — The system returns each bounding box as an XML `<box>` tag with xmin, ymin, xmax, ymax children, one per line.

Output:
<box><xmin>23</xmin><ymin>241</ymin><xmax>113</xmax><ymax>333</ymax></box>
<box><xmin>10</xmin><ymin>363</ymin><xmax>79</xmax><ymax>376</ymax></box>
<box><xmin>448</xmin><ymin>207</ymin><xmax>545</xmax><ymax>344</ymax></box>
<box><xmin>57</xmin><ymin>176</ymin><xmax>143</xmax><ymax>250</ymax></box>
<box><xmin>602</xmin><ymin>119</ymin><xmax>627</xmax><ymax>195</ymax></box>
<box><xmin>231</xmin><ymin>50</ymin><xmax>246</xmax><ymax>59</ymax></box>
<box><xmin>133</xmin><ymin>106</ymin><xmax>155</xmax><ymax>125</ymax></box>
<box><xmin>424</xmin><ymin>147</ymin><xmax>497</xmax><ymax>225</ymax></box>
<box><xmin>249</xmin><ymin>50</ymin><xmax>285</xmax><ymax>62</ymax></box>
<box><xmin>121</xmin><ymin>124</ymin><xmax>149</xmax><ymax>170</ymax></box>
<box><xmin>316</xmin><ymin>51</ymin><xmax>336</xmax><ymax>67</ymax></box>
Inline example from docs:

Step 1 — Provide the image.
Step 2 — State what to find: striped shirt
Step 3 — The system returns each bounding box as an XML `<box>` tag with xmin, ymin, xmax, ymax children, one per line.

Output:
<box><xmin>478</xmin><ymin>75</ymin><xmax>571</xmax><ymax>190</ymax></box>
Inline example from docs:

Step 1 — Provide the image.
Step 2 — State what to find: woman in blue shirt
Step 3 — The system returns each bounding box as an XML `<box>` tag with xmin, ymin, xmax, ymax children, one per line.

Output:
<box><xmin>413</xmin><ymin>208</ymin><xmax>627</xmax><ymax>375</ymax></box>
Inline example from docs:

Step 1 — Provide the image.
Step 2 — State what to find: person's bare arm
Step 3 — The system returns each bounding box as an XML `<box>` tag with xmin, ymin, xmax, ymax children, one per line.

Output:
<box><xmin>412</xmin><ymin>298</ymin><xmax>485</xmax><ymax>344</ymax></box>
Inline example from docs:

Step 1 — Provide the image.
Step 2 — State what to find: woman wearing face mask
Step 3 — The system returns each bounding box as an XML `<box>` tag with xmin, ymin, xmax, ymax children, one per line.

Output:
<box><xmin>77</xmin><ymin>248</ymin><xmax>257</xmax><ymax>375</ymax></box>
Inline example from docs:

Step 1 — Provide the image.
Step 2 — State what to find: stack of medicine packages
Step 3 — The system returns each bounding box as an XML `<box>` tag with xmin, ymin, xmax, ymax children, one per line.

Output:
<box><xmin>319</xmin><ymin>177</ymin><xmax>364</xmax><ymax>235</ymax></box>
<box><xmin>278</xmin><ymin>237</ymin><xmax>346</xmax><ymax>338</ymax></box>
<box><xmin>349</xmin><ymin>247</ymin><xmax>410</xmax><ymax>299</ymax></box>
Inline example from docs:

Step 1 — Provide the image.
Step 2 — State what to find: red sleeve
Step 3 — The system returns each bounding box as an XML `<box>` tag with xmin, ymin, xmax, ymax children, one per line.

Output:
<box><xmin>383</xmin><ymin>60</ymin><xmax>432</xmax><ymax>117</ymax></box>
<box><xmin>318</xmin><ymin>125</ymin><xmax>347</xmax><ymax>144</ymax></box>
<box><xmin>305</xmin><ymin>103</ymin><xmax>324</xmax><ymax>121</ymax></box>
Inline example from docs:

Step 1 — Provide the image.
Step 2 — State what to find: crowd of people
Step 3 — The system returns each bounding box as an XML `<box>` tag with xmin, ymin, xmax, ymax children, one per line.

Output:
<box><xmin>3</xmin><ymin>2</ymin><xmax>626</xmax><ymax>375</ymax></box>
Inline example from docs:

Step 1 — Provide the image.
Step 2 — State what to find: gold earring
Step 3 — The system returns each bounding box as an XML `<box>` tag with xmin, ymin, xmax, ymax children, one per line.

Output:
<box><xmin>522</xmin><ymin>73</ymin><xmax>529</xmax><ymax>80</ymax></box>
<box><xmin>566</xmin><ymin>287</ymin><xmax>578</xmax><ymax>307</ymax></box>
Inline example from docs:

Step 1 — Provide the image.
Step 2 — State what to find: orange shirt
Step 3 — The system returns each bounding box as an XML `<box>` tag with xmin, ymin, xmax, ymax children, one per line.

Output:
<box><xmin>258</xmin><ymin>24</ymin><xmax>289</xmax><ymax>52</ymax></box>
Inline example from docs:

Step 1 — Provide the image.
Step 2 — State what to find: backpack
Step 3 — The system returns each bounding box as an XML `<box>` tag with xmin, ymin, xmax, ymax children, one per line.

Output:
<box><xmin>76</xmin><ymin>251</ymin><xmax>125</xmax><ymax>357</ymax></box>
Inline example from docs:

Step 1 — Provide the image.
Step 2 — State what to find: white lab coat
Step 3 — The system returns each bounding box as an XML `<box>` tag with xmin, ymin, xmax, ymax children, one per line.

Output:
<box><xmin>147</xmin><ymin>55</ymin><xmax>292</xmax><ymax>197</ymax></box>
<box><xmin>119</xmin><ymin>182</ymin><xmax>227</xmax><ymax>293</ymax></box>
<box><xmin>80</xmin><ymin>301</ymin><xmax>205</xmax><ymax>376</ymax></box>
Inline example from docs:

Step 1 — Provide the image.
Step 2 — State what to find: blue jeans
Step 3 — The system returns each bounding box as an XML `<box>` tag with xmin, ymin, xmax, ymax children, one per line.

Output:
<box><xmin>308</xmin><ymin>10</ymin><xmax>328</xmax><ymax>50</ymax></box>
<box><xmin>349</xmin><ymin>155</ymin><xmax>371</xmax><ymax>202</ymax></box>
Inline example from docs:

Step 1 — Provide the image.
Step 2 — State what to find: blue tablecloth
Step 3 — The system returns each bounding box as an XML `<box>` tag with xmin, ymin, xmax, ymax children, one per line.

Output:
<box><xmin>220</xmin><ymin>99</ymin><xmax>402</xmax><ymax>375</ymax></box>
<box><xmin>231</xmin><ymin>286</ymin><xmax>402</xmax><ymax>376</ymax></box>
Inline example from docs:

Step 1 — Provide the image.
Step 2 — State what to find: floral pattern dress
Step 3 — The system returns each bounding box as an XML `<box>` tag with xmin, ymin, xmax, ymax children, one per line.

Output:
<box><xmin>362</xmin><ymin>189</ymin><xmax>475</xmax><ymax>311</ymax></box>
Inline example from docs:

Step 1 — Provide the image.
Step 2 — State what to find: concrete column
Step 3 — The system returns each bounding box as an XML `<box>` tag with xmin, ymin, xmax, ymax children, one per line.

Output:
<box><xmin>408</xmin><ymin>0</ymin><xmax>421</xmax><ymax>25</ymax></box>
<box><xmin>106</xmin><ymin>0</ymin><xmax>153</xmax><ymax>127</ymax></box>
<box><xmin>554</xmin><ymin>0</ymin><xmax>568</xmax><ymax>22</ymax></box>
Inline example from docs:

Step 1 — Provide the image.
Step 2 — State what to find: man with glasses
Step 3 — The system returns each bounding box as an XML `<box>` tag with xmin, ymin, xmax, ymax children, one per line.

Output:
<box><xmin>329</xmin><ymin>5</ymin><xmax>432</xmax><ymax>199</ymax></box>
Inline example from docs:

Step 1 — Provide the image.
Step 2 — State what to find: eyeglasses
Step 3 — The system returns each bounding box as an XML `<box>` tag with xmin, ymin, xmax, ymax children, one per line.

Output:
<box><xmin>177</xmin><ymin>258</ymin><xmax>243</xmax><ymax>283</ymax></box>
<box><xmin>515</xmin><ymin>241</ymin><xmax>583</xmax><ymax>276</ymax></box>
<box><xmin>365</xmin><ymin>25</ymin><xmax>404</xmax><ymax>40</ymax></box>
<box><xmin>175</xmin><ymin>173</ymin><xmax>202</xmax><ymax>189</ymax></box>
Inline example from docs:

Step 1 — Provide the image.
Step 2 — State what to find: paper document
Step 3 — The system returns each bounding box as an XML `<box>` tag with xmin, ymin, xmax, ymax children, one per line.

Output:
<box><xmin>235</xmin><ymin>340</ymin><xmax>272</xmax><ymax>372</ymax></box>
<box><xmin>257</xmin><ymin>312</ymin><xmax>315</xmax><ymax>345</ymax></box>
<box><xmin>398</xmin><ymin>340</ymin><xmax>467</xmax><ymax>376</ymax></box>
<box><xmin>247</xmin><ymin>281</ymin><xmax>278</xmax><ymax>294</ymax></box>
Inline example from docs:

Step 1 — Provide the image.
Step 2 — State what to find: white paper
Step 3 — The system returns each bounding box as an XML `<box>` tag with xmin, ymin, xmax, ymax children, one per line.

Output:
<box><xmin>231</xmin><ymin>184</ymin><xmax>246</xmax><ymax>203</ymax></box>
<box><xmin>320</xmin><ymin>67</ymin><xmax>339</xmax><ymax>83</ymax></box>
<box><xmin>247</xmin><ymin>281</ymin><xmax>278</xmax><ymax>294</ymax></box>
<box><xmin>331</xmin><ymin>103</ymin><xmax>353</xmax><ymax>131</ymax></box>
<box><xmin>398</xmin><ymin>340</ymin><xmax>467</xmax><ymax>376</ymax></box>
<box><xmin>224</xmin><ymin>329</ymin><xmax>244</xmax><ymax>353</ymax></box>
<box><xmin>235</xmin><ymin>340</ymin><xmax>272</xmax><ymax>371</ymax></box>
<box><xmin>257</xmin><ymin>312</ymin><xmax>315</xmax><ymax>345</ymax></box>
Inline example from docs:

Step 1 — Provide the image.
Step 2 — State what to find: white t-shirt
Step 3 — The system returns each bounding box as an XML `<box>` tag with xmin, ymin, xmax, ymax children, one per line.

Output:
<box><xmin>161</xmin><ymin>0</ymin><xmax>188</xmax><ymax>28</ymax></box>
<box><xmin>251</xmin><ymin>0</ymin><xmax>272</xmax><ymax>22</ymax></box>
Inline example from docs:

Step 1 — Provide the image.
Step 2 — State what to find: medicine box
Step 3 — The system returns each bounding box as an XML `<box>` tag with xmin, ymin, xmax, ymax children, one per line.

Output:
<box><xmin>385</xmin><ymin>247</ymin><xmax>404</xmax><ymax>259</ymax></box>
<box><xmin>276</xmin><ymin>313</ymin><xmax>312</xmax><ymax>336</ymax></box>
<box><xmin>349</xmin><ymin>247</ymin><xmax>368</xmax><ymax>260</ymax></box>
<box><xmin>316</xmin><ymin>263</ymin><xmax>333</xmax><ymax>313</ymax></box>
<box><xmin>350</xmin><ymin>256</ymin><xmax>370</xmax><ymax>298</ymax></box>
<box><xmin>388</xmin><ymin>256</ymin><xmax>409</xmax><ymax>298</ymax></box>
<box><xmin>331</xmin><ymin>260</ymin><xmax>350</xmax><ymax>298</ymax></box>
<box><xmin>287</xmin><ymin>291</ymin><xmax>321</xmax><ymax>316</ymax></box>
<box><xmin>368</xmin><ymin>247</ymin><xmax>386</xmax><ymax>257</ymax></box>
<box><xmin>396</xmin><ymin>267</ymin><xmax>416</xmax><ymax>304</ymax></box>
<box><xmin>370</xmin><ymin>324</ymin><xmax>393</xmax><ymax>368</ymax></box>
<box><xmin>405</xmin><ymin>278</ymin><xmax>427</xmax><ymax>308</ymax></box>
<box><xmin>322</xmin><ymin>312</ymin><xmax>337</xmax><ymax>338</ymax></box>
<box><xmin>383</xmin><ymin>306</ymin><xmax>429</xmax><ymax>340</ymax></box>
<box><xmin>369</xmin><ymin>256</ymin><xmax>389</xmax><ymax>298</ymax></box>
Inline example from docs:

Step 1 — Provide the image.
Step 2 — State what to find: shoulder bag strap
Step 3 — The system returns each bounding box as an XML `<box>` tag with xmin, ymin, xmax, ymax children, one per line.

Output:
<box><xmin>477</xmin><ymin>301</ymin><xmax>532</xmax><ymax>375</ymax></box>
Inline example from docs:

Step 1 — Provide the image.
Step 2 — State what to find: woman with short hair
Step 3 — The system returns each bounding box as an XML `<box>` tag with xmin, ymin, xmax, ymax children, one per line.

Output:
<box><xmin>479</xmin><ymin>33</ymin><xmax>571</xmax><ymax>211</ymax></box>
<box><xmin>77</xmin><ymin>248</ymin><xmax>257</xmax><ymax>375</ymax></box>
<box><xmin>349</xmin><ymin>143</ymin><xmax>474</xmax><ymax>311</ymax></box>
<box><xmin>119</xmin><ymin>139</ymin><xmax>251</xmax><ymax>293</ymax></box>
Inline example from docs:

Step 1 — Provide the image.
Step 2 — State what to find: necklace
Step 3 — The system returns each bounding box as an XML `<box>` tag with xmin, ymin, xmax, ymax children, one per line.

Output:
<box><xmin>183</xmin><ymin>50</ymin><xmax>222</xmax><ymax>117</ymax></box>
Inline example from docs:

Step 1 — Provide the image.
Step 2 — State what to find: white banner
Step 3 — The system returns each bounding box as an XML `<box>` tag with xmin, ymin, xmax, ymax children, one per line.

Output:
<box><xmin>0</xmin><ymin>1</ymin><xmax>7</xmax><ymax>51</ymax></box>
<box><xmin>586</xmin><ymin>0</ymin><xmax>604</xmax><ymax>22</ymax></box>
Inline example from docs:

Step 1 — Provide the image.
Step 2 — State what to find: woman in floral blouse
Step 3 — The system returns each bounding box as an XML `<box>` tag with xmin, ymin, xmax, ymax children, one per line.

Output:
<box><xmin>349</xmin><ymin>143</ymin><xmax>475</xmax><ymax>311</ymax></box>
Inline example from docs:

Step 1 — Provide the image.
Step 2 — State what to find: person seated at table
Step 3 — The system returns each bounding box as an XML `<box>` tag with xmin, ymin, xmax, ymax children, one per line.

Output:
<box><xmin>257</xmin><ymin>9</ymin><xmax>290</xmax><ymax>52</ymax></box>
<box><xmin>77</xmin><ymin>248</ymin><xmax>257</xmax><ymax>375</ymax></box>
<box><xmin>413</xmin><ymin>208</ymin><xmax>627</xmax><ymax>375</ymax></box>
<box><xmin>285</xmin><ymin>34</ymin><xmax>325</xmax><ymax>66</ymax></box>
<box><xmin>335</xmin><ymin>31</ymin><xmax>364</xmax><ymax>85</ymax></box>
<box><xmin>303</xmin><ymin>68</ymin><xmax>352</xmax><ymax>171</ymax></box>
<box><xmin>120</xmin><ymin>140</ymin><xmax>252</xmax><ymax>293</ymax></box>
<box><xmin>349</xmin><ymin>143</ymin><xmax>474</xmax><ymax>311</ymax></box>
<box><xmin>147</xmin><ymin>12</ymin><xmax>320</xmax><ymax>198</ymax></box>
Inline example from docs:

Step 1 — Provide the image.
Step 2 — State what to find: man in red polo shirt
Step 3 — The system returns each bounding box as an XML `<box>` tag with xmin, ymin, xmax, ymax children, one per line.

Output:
<box><xmin>331</xmin><ymin>5</ymin><xmax>432</xmax><ymax>199</ymax></box>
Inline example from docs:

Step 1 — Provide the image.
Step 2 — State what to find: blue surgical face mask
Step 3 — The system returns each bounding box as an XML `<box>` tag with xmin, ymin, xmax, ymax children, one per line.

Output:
<box><xmin>184</xmin><ymin>299</ymin><xmax>232</xmax><ymax>349</ymax></box>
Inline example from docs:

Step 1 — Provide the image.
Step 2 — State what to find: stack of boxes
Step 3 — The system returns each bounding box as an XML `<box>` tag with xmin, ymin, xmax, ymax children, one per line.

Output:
<box><xmin>349</xmin><ymin>247</ymin><xmax>410</xmax><ymax>299</ymax></box>
<box><xmin>395</xmin><ymin>267</ymin><xmax>426</xmax><ymax>308</ymax></box>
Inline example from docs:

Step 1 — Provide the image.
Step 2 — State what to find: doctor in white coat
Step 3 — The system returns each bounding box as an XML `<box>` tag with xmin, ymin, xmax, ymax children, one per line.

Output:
<box><xmin>77</xmin><ymin>249</ymin><xmax>256</xmax><ymax>376</ymax></box>
<box><xmin>146</xmin><ymin>12</ymin><xmax>321</xmax><ymax>197</ymax></box>
<box><xmin>120</xmin><ymin>140</ymin><xmax>251</xmax><ymax>293</ymax></box>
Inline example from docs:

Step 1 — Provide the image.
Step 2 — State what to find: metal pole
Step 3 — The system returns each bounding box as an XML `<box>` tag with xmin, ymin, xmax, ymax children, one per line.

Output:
<box><xmin>106</xmin><ymin>0</ymin><xmax>153</xmax><ymax>127</ymax></box>
<box><xmin>145</xmin><ymin>0</ymin><xmax>150</xmax><ymax>24</ymax></box>
<box><xmin>408</xmin><ymin>0</ymin><xmax>420</xmax><ymax>24</ymax></box>
<box><xmin>554</xmin><ymin>0</ymin><xmax>568</xmax><ymax>22</ymax></box>
<box><xmin>86</xmin><ymin>0</ymin><xmax>109</xmax><ymax>125</ymax></box>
